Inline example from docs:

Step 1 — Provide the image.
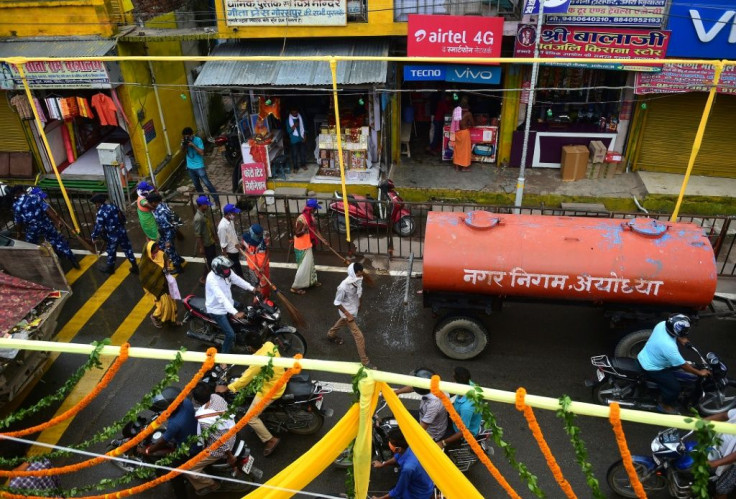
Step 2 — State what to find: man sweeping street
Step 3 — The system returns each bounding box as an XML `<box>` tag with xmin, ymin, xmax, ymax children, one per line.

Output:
<box><xmin>89</xmin><ymin>193</ymin><xmax>138</xmax><ymax>275</ymax></box>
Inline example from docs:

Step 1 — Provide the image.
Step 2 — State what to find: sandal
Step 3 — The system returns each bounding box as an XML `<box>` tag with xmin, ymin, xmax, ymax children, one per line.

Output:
<box><xmin>327</xmin><ymin>336</ymin><xmax>345</xmax><ymax>345</ymax></box>
<box><xmin>290</xmin><ymin>288</ymin><xmax>306</xmax><ymax>295</ymax></box>
<box><xmin>150</xmin><ymin>314</ymin><xmax>163</xmax><ymax>329</ymax></box>
<box><xmin>313</xmin><ymin>282</ymin><xmax>322</xmax><ymax>287</ymax></box>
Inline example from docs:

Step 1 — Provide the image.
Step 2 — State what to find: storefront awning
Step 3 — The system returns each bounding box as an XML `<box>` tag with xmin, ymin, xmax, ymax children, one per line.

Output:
<box><xmin>0</xmin><ymin>37</ymin><xmax>116</xmax><ymax>58</ymax></box>
<box><xmin>194</xmin><ymin>39</ymin><xmax>388</xmax><ymax>87</ymax></box>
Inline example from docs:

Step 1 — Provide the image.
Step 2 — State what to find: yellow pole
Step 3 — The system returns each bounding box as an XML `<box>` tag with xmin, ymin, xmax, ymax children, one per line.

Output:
<box><xmin>15</xmin><ymin>63</ymin><xmax>81</xmax><ymax>233</ymax></box>
<box><xmin>329</xmin><ymin>57</ymin><xmax>352</xmax><ymax>242</ymax></box>
<box><xmin>670</xmin><ymin>61</ymin><xmax>724</xmax><ymax>221</ymax></box>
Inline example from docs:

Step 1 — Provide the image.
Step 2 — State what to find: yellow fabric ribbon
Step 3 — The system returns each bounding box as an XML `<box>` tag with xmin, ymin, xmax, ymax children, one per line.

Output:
<box><xmin>354</xmin><ymin>377</ymin><xmax>380</xmax><ymax>498</ymax></box>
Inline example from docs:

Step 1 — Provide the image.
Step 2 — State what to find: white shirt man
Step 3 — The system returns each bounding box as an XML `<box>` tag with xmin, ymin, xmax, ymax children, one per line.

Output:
<box><xmin>217</xmin><ymin>203</ymin><xmax>244</xmax><ymax>277</ymax></box>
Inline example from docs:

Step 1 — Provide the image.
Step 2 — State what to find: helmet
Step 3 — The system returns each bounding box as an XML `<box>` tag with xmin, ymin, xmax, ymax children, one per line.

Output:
<box><xmin>211</xmin><ymin>255</ymin><xmax>233</xmax><ymax>278</ymax></box>
<box><xmin>152</xmin><ymin>386</ymin><xmax>181</xmax><ymax>412</ymax></box>
<box><xmin>665</xmin><ymin>314</ymin><xmax>691</xmax><ymax>338</ymax></box>
<box><xmin>411</xmin><ymin>367</ymin><xmax>435</xmax><ymax>395</ymax></box>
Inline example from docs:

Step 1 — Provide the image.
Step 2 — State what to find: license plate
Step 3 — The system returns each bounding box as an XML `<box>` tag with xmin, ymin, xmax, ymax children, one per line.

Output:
<box><xmin>242</xmin><ymin>456</ymin><xmax>254</xmax><ymax>474</ymax></box>
<box><xmin>596</xmin><ymin>370</ymin><xmax>605</xmax><ymax>382</ymax></box>
<box><xmin>315</xmin><ymin>398</ymin><xmax>323</xmax><ymax>410</ymax></box>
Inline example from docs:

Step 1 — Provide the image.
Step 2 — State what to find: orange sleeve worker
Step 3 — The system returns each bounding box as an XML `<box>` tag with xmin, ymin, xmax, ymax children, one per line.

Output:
<box><xmin>242</xmin><ymin>223</ymin><xmax>271</xmax><ymax>299</ymax></box>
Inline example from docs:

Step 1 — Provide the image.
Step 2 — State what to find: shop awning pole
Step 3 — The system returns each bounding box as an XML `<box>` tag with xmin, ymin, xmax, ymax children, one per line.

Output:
<box><xmin>330</xmin><ymin>57</ymin><xmax>352</xmax><ymax>243</ymax></box>
<box><xmin>15</xmin><ymin>63</ymin><xmax>80</xmax><ymax>233</ymax></box>
<box><xmin>670</xmin><ymin>60</ymin><xmax>724</xmax><ymax>222</ymax></box>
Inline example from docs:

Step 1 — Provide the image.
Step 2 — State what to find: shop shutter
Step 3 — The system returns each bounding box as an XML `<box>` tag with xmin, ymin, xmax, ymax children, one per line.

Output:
<box><xmin>634</xmin><ymin>93</ymin><xmax>736</xmax><ymax>178</ymax></box>
<box><xmin>0</xmin><ymin>92</ymin><xmax>30</xmax><ymax>153</ymax></box>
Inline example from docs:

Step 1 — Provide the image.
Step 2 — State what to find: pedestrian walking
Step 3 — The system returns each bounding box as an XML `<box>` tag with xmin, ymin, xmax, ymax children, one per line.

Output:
<box><xmin>182</xmin><ymin>127</ymin><xmax>220</xmax><ymax>206</ymax></box>
<box><xmin>138</xmin><ymin>241</ymin><xmax>181</xmax><ymax>328</ymax></box>
<box><xmin>11</xmin><ymin>185</ymin><xmax>79</xmax><ymax>269</ymax></box>
<box><xmin>290</xmin><ymin>198</ymin><xmax>321</xmax><ymax>294</ymax></box>
<box><xmin>242</xmin><ymin>223</ymin><xmax>270</xmax><ymax>299</ymax></box>
<box><xmin>287</xmin><ymin>107</ymin><xmax>307</xmax><ymax>171</ymax></box>
<box><xmin>89</xmin><ymin>193</ymin><xmax>138</xmax><ymax>275</ymax></box>
<box><xmin>135</xmin><ymin>180</ymin><xmax>158</xmax><ymax>241</ymax></box>
<box><xmin>217</xmin><ymin>203</ymin><xmax>244</xmax><ymax>278</ymax></box>
<box><xmin>327</xmin><ymin>263</ymin><xmax>375</xmax><ymax>369</ymax></box>
<box><xmin>146</xmin><ymin>192</ymin><xmax>184</xmax><ymax>275</ymax></box>
<box><xmin>193</xmin><ymin>195</ymin><xmax>218</xmax><ymax>285</ymax></box>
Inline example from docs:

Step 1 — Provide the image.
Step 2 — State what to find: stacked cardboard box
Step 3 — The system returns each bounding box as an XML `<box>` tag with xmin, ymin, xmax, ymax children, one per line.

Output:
<box><xmin>588</xmin><ymin>141</ymin><xmax>607</xmax><ymax>163</ymax></box>
<box><xmin>560</xmin><ymin>145</ymin><xmax>589</xmax><ymax>181</ymax></box>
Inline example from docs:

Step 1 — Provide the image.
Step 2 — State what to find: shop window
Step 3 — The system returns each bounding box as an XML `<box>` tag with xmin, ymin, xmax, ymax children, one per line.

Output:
<box><xmin>348</xmin><ymin>0</ymin><xmax>368</xmax><ymax>22</ymax></box>
<box><xmin>394</xmin><ymin>0</ymin><xmax>520</xmax><ymax>21</ymax></box>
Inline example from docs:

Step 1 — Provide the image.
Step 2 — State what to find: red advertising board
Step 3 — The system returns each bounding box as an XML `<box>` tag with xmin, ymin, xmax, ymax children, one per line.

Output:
<box><xmin>241</xmin><ymin>163</ymin><xmax>267</xmax><ymax>195</ymax></box>
<box><xmin>635</xmin><ymin>64</ymin><xmax>736</xmax><ymax>95</ymax></box>
<box><xmin>407</xmin><ymin>15</ymin><xmax>503</xmax><ymax>62</ymax></box>
<box><xmin>514</xmin><ymin>25</ymin><xmax>670</xmax><ymax>71</ymax></box>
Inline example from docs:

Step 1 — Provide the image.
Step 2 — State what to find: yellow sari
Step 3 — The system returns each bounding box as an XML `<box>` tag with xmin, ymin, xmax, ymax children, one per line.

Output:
<box><xmin>139</xmin><ymin>241</ymin><xmax>178</xmax><ymax>325</ymax></box>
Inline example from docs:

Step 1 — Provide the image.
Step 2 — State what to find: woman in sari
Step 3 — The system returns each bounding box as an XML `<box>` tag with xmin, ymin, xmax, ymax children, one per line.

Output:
<box><xmin>290</xmin><ymin>198</ymin><xmax>322</xmax><ymax>294</ymax></box>
<box><xmin>139</xmin><ymin>241</ymin><xmax>180</xmax><ymax>328</ymax></box>
<box><xmin>452</xmin><ymin>97</ymin><xmax>474</xmax><ymax>172</ymax></box>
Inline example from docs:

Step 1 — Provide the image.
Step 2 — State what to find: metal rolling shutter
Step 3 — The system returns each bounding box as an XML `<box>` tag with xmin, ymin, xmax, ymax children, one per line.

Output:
<box><xmin>0</xmin><ymin>92</ymin><xmax>30</xmax><ymax>153</ymax></box>
<box><xmin>634</xmin><ymin>93</ymin><xmax>736</xmax><ymax>178</ymax></box>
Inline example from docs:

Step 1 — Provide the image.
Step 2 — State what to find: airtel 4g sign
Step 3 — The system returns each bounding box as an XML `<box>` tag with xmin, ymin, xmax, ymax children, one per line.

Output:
<box><xmin>666</xmin><ymin>0</ymin><xmax>736</xmax><ymax>58</ymax></box>
<box><xmin>407</xmin><ymin>15</ymin><xmax>504</xmax><ymax>62</ymax></box>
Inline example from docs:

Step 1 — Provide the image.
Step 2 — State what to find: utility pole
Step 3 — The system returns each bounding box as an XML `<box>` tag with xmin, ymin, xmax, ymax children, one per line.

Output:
<box><xmin>515</xmin><ymin>1</ymin><xmax>546</xmax><ymax>213</ymax></box>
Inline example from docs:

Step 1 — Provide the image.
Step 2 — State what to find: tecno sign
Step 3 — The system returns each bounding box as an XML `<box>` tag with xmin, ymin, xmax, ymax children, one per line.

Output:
<box><xmin>407</xmin><ymin>15</ymin><xmax>504</xmax><ymax>62</ymax></box>
<box><xmin>666</xmin><ymin>0</ymin><xmax>736</xmax><ymax>58</ymax></box>
<box><xmin>403</xmin><ymin>64</ymin><xmax>501</xmax><ymax>84</ymax></box>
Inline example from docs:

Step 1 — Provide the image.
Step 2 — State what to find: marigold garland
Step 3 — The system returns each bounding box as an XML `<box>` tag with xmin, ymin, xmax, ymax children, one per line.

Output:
<box><xmin>608</xmin><ymin>403</ymin><xmax>647</xmax><ymax>499</ymax></box>
<box><xmin>1</xmin><ymin>344</ymin><xmax>130</xmax><ymax>439</ymax></box>
<box><xmin>515</xmin><ymin>388</ymin><xmax>577</xmax><ymax>499</ymax></box>
<box><xmin>429</xmin><ymin>375</ymin><xmax>521</xmax><ymax>499</ymax></box>
<box><xmin>0</xmin><ymin>348</ymin><xmax>218</xmax><ymax>479</ymax></box>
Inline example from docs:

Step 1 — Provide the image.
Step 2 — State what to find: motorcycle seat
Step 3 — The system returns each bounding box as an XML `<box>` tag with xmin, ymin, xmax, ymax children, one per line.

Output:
<box><xmin>281</xmin><ymin>374</ymin><xmax>313</xmax><ymax>402</ymax></box>
<box><xmin>610</xmin><ymin>357</ymin><xmax>645</xmax><ymax>376</ymax></box>
<box><xmin>188</xmin><ymin>297</ymin><xmax>208</xmax><ymax>314</ymax></box>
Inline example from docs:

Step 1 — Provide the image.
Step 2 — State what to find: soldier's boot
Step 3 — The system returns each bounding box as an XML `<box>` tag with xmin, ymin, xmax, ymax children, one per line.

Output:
<box><xmin>98</xmin><ymin>263</ymin><xmax>115</xmax><ymax>275</ymax></box>
<box><xmin>129</xmin><ymin>262</ymin><xmax>139</xmax><ymax>274</ymax></box>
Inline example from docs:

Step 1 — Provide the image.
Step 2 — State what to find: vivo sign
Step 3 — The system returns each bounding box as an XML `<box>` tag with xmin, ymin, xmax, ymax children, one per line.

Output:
<box><xmin>666</xmin><ymin>0</ymin><xmax>736</xmax><ymax>58</ymax></box>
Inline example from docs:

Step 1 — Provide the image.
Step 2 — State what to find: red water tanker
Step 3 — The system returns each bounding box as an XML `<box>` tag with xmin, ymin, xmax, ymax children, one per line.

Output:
<box><xmin>422</xmin><ymin>211</ymin><xmax>718</xmax><ymax>359</ymax></box>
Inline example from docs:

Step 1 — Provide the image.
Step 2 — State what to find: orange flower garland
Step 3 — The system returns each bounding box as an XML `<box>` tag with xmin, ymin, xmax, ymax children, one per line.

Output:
<box><xmin>0</xmin><ymin>355</ymin><xmax>302</xmax><ymax>499</ymax></box>
<box><xmin>1</xmin><ymin>347</ymin><xmax>217</xmax><ymax>479</ymax></box>
<box><xmin>608</xmin><ymin>403</ymin><xmax>647</xmax><ymax>499</ymax></box>
<box><xmin>429</xmin><ymin>375</ymin><xmax>521</xmax><ymax>499</ymax></box>
<box><xmin>1</xmin><ymin>344</ymin><xmax>130</xmax><ymax>438</ymax></box>
<box><xmin>514</xmin><ymin>388</ymin><xmax>577</xmax><ymax>499</ymax></box>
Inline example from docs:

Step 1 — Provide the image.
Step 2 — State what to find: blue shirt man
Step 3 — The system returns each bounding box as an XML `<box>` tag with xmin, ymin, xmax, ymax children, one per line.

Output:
<box><xmin>439</xmin><ymin>366</ymin><xmax>482</xmax><ymax>449</ymax></box>
<box><xmin>162</xmin><ymin>398</ymin><xmax>198</xmax><ymax>447</ymax></box>
<box><xmin>638</xmin><ymin>321</ymin><xmax>686</xmax><ymax>370</ymax></box>
<box><xmin>182</xmin><ymin>127</ymin><xmax>219</xmax><ymax>205</ymax></box>
<box><xmin>372</xmin><ymin>428</ymin><xmax>434</xmax><ymax>499</ymax></box>
<box><xmin>90</xmin><ymin>193</ymin><xmax>138</xmax><ymax>274</ymax></box>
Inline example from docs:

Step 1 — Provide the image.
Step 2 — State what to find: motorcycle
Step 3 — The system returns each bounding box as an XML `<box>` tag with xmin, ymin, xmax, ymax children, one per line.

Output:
<box><xmin>606</xmin><ymin>427</ymin><xmax>718</xmax><ymax>498</ymax></box>
<box><xmin>212</xmin><ymin>122</ymin><xmax>245</xmax><ymax>193</ymax></box>
<box><xmin>334</xmin><ymin>399</ymin><xmax>492</xmax><ymax>472</ymax></box>
<box><xmin>586</xmin><ymin>342</ymin><xmax>736</xmax><ymax>415</ymax></box>
<box><xmin>329</xmin><ymin>179</ymin><xmax>416</xmax><ymax>237</ymax></box>
<box><xmin>182</xmin><ymin>294</ymin><xmax>307</xmax><ymax>358</ymax></box>
<box><xmin>106</xmin><ymin>392</ymin><xmax>263</xmax><ymax>494</ymax></box>
<box><xmin>204</xmin><ymin>366</ymin><xmax>334</xmax><ymax>435</ymax></box>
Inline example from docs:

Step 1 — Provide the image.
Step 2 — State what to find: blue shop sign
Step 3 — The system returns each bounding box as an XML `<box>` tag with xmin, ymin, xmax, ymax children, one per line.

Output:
<box><xmin>666</xmin><ymin>0</ymin><xmax>736</xmax><ymax>58</ymax></box>
<box><xmin>445</xmin><ymin>65</ymin><xmax>502</xmax><ymax>84</ymax></box>
<box><xmin>404</xmin><ymin>65</ymin><xmax>446</xmax><ymax>81</ymax></box>
<box><xmin>523</xmin><ymin>0</ymin><xmax>571</xmax><ymax>15</ymax></box>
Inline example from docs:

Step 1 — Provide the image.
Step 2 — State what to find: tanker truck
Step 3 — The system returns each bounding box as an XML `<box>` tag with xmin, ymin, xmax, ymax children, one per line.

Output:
<box><xmin>422</xmin><ymin>210</ymin><xmax>722</xmax><ymax>360</ymax></box>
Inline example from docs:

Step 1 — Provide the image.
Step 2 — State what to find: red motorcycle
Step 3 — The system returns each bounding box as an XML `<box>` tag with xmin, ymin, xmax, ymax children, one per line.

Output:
<box><xmin>328</xmin><ymin>180</ymin><xmax>416</xmax><ymax>237</ymax></box>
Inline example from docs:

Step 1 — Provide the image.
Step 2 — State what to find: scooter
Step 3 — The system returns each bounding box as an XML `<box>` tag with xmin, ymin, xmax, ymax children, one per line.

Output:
<box><xmin>329</xmin><ymin>180</ymin><xmax>416</xmax><ymax>237</ymax></box>
<box><xmin>182</xmin><ymin>294</ymin><xmax>307</xmax><ymax>358</ymax></box>
<box><xmin>212</xmin><ymin>122</ymin><xmax>244</xmax><ymax>192</ymax></box>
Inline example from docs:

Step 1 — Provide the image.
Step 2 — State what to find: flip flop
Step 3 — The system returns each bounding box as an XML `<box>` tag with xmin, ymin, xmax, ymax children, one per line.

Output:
<box><xmin>150</xmin><ymin>314</ymin><xmax>163</xmax><ymax>329</ymax></box>
<box><xmin>290</xmin><ymin>288</ymin><xmax>306</xmax><ymax>295</ymax></box>
<box><xmin>327</xmin><ymin>336</ymin><xmax>344</xmax><ymax>345</ymax></box>
<box><xmin>313</xmin><ymin>282</ymin><xmax>322</xmax><ymax>287</ymax></box>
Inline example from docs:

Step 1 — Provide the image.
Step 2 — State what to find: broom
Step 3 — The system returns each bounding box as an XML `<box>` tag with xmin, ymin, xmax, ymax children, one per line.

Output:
<box><xmin>48</xmin><ymin>206</ymin><xmax>98</xmax><ymax>255</ymax></box>
<box><xmin>309</xmin><ymin>227</ymin><xmax>375</xmax><ymax>287</ymax></box>
<box><xmin>238</xmin><ymin>248</ymin><xmax>307</xmax><ymax>328</ymax></box>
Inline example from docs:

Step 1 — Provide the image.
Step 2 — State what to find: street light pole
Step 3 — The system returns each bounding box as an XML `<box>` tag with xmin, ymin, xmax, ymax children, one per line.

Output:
<box><xmin>515</xmin><ymin>1</ymin><xmax>546</xmax><ymax>213</ymax></box>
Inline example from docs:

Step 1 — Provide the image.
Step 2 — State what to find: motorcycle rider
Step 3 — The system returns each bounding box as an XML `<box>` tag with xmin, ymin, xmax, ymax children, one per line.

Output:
<box><xmin>637</xmin><ymin>314</ymin><xmax>710</xmax><ymax>414</ymax></box>
<box><xmin>394</xmin><ymin>367</ymin><xmax>449</xmax><ymax>443</ymax></box>
<box><xmin>216</xmin><ymin>338</ymin><xmax>284</xmax><ymax>457</ymax></box>
<box><xmin>706</xmin><ymin>409</ymin><xmax>736</xmax><ymax>498</ymax></box>
<box><xmin>438</xmin><ymin>366</ymin><xmax>482</xmax><ymax>450</ymax></box>
<box><xmin>205</xmin><ymin>255</ymin><xmax>256</xmax><ymax>369</ymax></box>
<box><xmin>371</xmin><ymin>428</ymin><xmax>434</xmax><ymax>499</ymax></box>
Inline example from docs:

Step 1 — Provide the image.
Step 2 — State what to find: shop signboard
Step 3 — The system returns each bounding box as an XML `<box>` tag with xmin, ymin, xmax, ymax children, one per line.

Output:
<box><xmin>634</xmin><ymin>64</ymin><xmax>736</xmax><ymax>95</ymax></box>
<box><xmin>665</xmin><ymin>0</ymin><xmax>736</xmax><ymax>58</ymax></box>
<box><xmin>514</xmin><ymin>24</ymin><xmax>670</xmax><ymax>72</ymax></box>
<box><xmin>407</xmin><ymin>15</ymin><xmax>504</xmax><ymax>62</ymax></box>
<box><xmin>545</xmin><ymin>0</ymin><xmax>666</xmax><ymax>28</ymax></box>
<box><xmin>241</xmin><ymin>163</ymin><xmax>268</xmax><ymax>195</ymax></box>
<box><xmin>403</xmin><ymin>64</ymin><xmax>502</xmax><ymax>84</ymax></box>
<box><xmin>0</xmin><ymin>60</ymin><xmax>112</xmax><ymax>89</ymax></box>
<box><xmin>523</xmin><ymin>0</ymin><xmax>571</xmax><ymax>15</ymax></box>
<box><xmin>224</xmin><ymin>0</ymin><xmax>347</xmax><ymax>26</ymax></box>
<box><xmin>404</xmin><ymin>65</ymin><xmax>446</xmax><ymax>81</ymax></box>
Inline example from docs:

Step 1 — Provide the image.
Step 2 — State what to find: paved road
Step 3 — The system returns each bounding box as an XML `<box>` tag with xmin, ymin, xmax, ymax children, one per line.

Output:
<box><xmin>7</xmin><ymin>255</ymin><xmax>736</xmax><ymax>498</ymax></box>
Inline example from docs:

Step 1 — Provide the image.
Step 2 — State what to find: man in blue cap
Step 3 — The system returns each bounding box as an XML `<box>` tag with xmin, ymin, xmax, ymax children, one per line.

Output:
<box><xmin>90</xmin><ymin>193</ymin><xmax>138</xmax><ymax>275</ymax></box>
<box><xmin>217</xmin><ymin>203</ymin><xmax>244</xmax><ymax>278</ymax></box>
<box><xmin>147</xmin><ymin>192</ymin><xmax>184</xmax><ymax>274</ymax></box>
<box><xmin>193</xmin><ymin>195</ymin><xmax>217</xmax><ymax>285</ymax></box>
<box><xmin>242</xmin><ymin>223</ymin><xmax>270</xmax><ymax>299</ymax></box>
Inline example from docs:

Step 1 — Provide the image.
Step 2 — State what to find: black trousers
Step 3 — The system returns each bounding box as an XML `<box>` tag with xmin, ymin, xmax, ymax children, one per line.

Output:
<box><xmin>645</xmin><ymin>367</ymin><xmax>681</xmax><ymax>406</ymax></box>
<box><xmin>226</xmin><ymin>252</ymin><xmax>244</xmax><ymax>278</ymax></box>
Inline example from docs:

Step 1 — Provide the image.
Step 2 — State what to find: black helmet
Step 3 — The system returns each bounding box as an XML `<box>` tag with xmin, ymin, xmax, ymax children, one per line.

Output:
<box><xmin>411</xmin><ymin>367</ymin><xmax>435</xmax><ymax>395</ymax></box>
<box><xmin>211</xmin><ymin>255</ymin><xmax>233</xmax><ymax>278</ymax></box>
<box><xmin>665</xmin><ymin>314</ymin><xmax>691</xmax><ymax>338</ymax></box>
<box><xmin>152</xmin><ymin>386</ymin><xmax>181</xmax><ymax>412</ymax></box>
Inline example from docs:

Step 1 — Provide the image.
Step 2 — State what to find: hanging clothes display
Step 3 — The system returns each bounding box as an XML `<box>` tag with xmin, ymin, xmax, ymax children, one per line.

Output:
<box><xmin>76</xmin><ymin>96</ymin><xmax>94</xmax><ymax>119</ymax></box>
<box><xmin>45</xmin><ymin>97</ymin><xmax>62</xmax><ymax>120</ymax></box>
<box><xmin>60</xmin><ymin>121</ymin><xmax>75</xmax><ymax>163</ymax></box>
<box><xmin>91</xmin><ymin>92</ymin><xmax>118</xmax><ymax>126</ymax></box>
<box><xmin>110</xmin><ymin>88</ymin><xmax>130</xmax><ymax>127</ymax></box>
<box><xmin>60</xmin><ymin>97</ymin><xmax>79</xmax><ymax>120</ymax></box>
<box><xmin>32</xmin><ymin>98</ymin><xmax>47</xmax><ymax>123</ymax></box>
<box><xmin>9</xmin><ymin>94</ymin><xmax>33</xmax><ymax>119</ymax></box>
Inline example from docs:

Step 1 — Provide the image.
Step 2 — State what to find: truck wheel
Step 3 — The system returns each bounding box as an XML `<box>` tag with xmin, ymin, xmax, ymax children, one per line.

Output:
<box><xmin>434</xmin><ymin>317</ymin><xmax>488</xmax><ymax>360</ymax></box>
<box><xmin>614</xmin><ymin>329</ymin><xmax>653</xmax><ymax>359</ymax></box>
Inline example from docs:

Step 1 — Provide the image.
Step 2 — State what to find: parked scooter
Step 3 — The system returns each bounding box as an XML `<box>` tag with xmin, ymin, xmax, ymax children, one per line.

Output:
<box><xmin>212</xmin><ymin>122</ymin><xmax>245</xmax><ymax>193</ymax></box>
<box><xmin>329</xmin><ymin>180</ymin><xmax>415</xmax><ymax>237</ymax></box>
<box><xmin>205</xmin><ymin>366</ymin><xmax>334</xmax><ymax>435</ymax></box>
<box><xmin>182</xmin><ymin>294</ymin><xmax>307</xmax><ymax>357</ymax></box>
<box><xmin>586</xmin><ymin>342</ymin><xmax>736</xmax><ymax>415</ymax></box>
<box><xmin>333</xmin><ymin>399</ymin><xmax>492</xmax><ymax>472</ymax></box>
<box><xmin>106</xmin><ymin>388</ymin><xmax>263</xmax><ymax>494</ymax></box>
<box><xmin>606</xmin><ymin>427</ymin><xmax>717</xmax><ymax>498</ymax></box>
